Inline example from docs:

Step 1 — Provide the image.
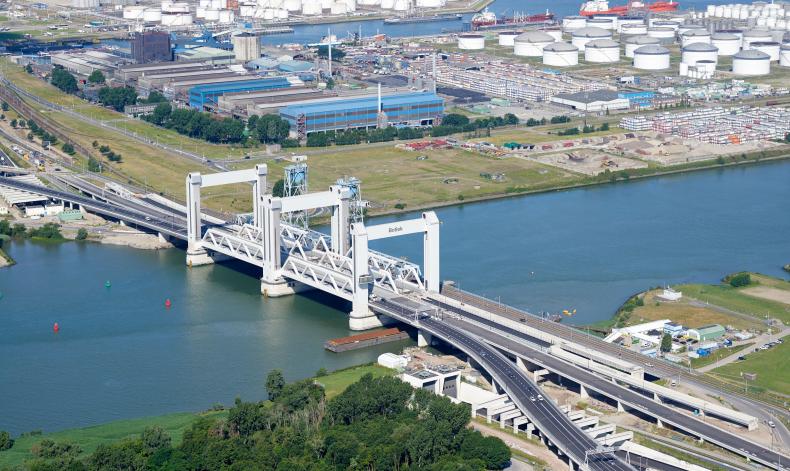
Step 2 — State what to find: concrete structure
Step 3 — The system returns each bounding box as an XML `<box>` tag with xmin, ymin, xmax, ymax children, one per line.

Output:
<box><xmin>732</xmin><ymin>49</ymin><xmax>771</xmax><ymax>75</ymax></box>
<box><xmin>681</xmin><ymin>42</ymin><xmax>719</xmax><ymax>65</ymax></box>
<box><xmin>584</xmin><ymin>39</ymin><xmax>620</xmax><ymax>62</ymax></box>
<box><xmin>458</xmin><ymin>33</ymin><xmax>485</xmax><ymax>50</ymax></box>
<box><xmin>279</xmin><ymin>92</ymin><xmax>443</xmax><ymax>137</ymax></box>
<box><xmin>401</xmin><ymin>367</ymin><xmax>461</xmax><ymax>396</ymax></box>
<box><xmin>749</xmin><ymin>41</ymin><xmax>781</xmax><ymax>61</ymax></box>
<box><xmin>687</xmin><ymin>324</ymin><xmax>725</xmax><ymax>342</ymax></box>
<box><xmin>571</xmin><ymin>26</ymin><xmax>612</xmax><ymax>51</ymax></box>
<box><xmin>542</xmin><ymin>42</ymin><xmax>579</xmax><ymax>67</ymax></box>
<box><xmin>188</xmin><ymin>76</ymin><xmax>297</xmax><ymax>109</ymax></box>
<box><xmin>131</xmin><ymin>32</ymin><xmax>172</xmax><ymax>64</ymax></box>
<box><xmin>513</xmin><ymin>31</ymin><xmax>555</xmax><ymax>57</ymax></box>
<box><xmin>624</xmin><ymin>36</ymin><xmax>661</xmax><ymax>58</ymax></box>
<box><xmin>633</xmin><ymin>45</ymin><xmax>670</xmax><ymax>70</ymax></box>
<box><xmin>231</xmin><ymin>32</ymin><xmax>262</xmax><ymax>62</ymax></box>
<box><xmin>378</xmin><ymin>352</ymin><xmax>408</xmax><ymax>369</ymax></box>
<box><xmin>550</xmin><ymin>90</ymin><xmax>629</xmax><ymax>112</ymax></box>
<box><xmin>711</xmin><ymin>32</ymin><xmax>742</xmax><ymax>56</ymax></box>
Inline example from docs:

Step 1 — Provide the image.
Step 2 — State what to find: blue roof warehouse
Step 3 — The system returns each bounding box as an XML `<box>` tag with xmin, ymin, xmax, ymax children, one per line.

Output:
<box><xmin>279</xmin><ymin>92</ymin><xmax>444</xmax><ymax>138</ymax></box>
<box><xmin>189</xmin><ymin>77</ymin><xmax>299</xmax><ymax>110</ymax></box>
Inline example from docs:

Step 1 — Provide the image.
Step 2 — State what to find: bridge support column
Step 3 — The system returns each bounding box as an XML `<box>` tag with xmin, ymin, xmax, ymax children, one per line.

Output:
<box><xmin>580</xmin><ymin>384</ymin><xmax>589</xmax><ymax>400</ymax></box>
<box><xmin>158</xmin><ymin>232</ymin><xmax>168</xmax><ymax>244</ymax></box>
<box><xmin>349</xmin><ymin>222</ymin><xmax>383</xmax><ymax>330</ymax></box>
<box><xmin>653</xmin><ymin>392</ymin><xmax>661</xmax><ymax>403</ymax></box>
<box><xmin>567</xmin><ymin>456</ymin><xmax>574</xmax><ymax>471</ymax></box>
<box><xmin>656</xmin><ymin>418</ymin><xmax>664</xmax><ymax>429</ymax></box>
<box><xmin>617</xmin><ymin>401</ymin><xmax>625</xmax><ymax>413</ymax></box>
<box><xmin>516</xmin><ymin>356</ymin><xmax>528</xmax><ymax>372</ymax></box>
<box><xmin>423</xmin><ymin>212</ymin><xmax>440</xmax><ymax>292</ymax></box>
<box><xmin>526</xmin><ymin>423</ymin><xmax>534</xmax><ymax>437</ymax></box>
<box><xmin>417</xmin><ymin>329</ymin><xmax>433</xmax><ymax>347</ymax></box>
<box><xmin>185</xmin><ymin>172</ymin><xmax>213</xmax><ymax>266</ymax></box>
<box><xmin>259</xmin><ymin>196</ymin><xmax>300</xmax><ymax>297</ymax></box>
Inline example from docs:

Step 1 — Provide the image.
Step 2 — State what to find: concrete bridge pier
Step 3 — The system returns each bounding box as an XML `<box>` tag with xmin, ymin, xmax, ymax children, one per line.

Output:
<box><xmin>580</xmin><ymin>384</ymin><xmax>589</xmax><ymax>400</ymax></box>
<box><xmin>187</xmin><ymin>248</ymin><xmax>219</xmax><ymax>267</ymax></box>
<box><xmin>417</xmin><ymin>329</ymin><xmax>433</xmax><ymax>347</ymax></box>
<box><xmin>158</xmin><ymin>232</ymin><xmax>169</xmax><ymax>244</ymax></box>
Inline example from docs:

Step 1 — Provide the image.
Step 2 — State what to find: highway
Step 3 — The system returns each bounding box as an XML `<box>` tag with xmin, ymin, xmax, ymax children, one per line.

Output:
<box><xmin>423</xmin><ymin>296</ymin><xmax>789</xmax><ymax>470</ymax></box>
<box><xmin>372</xmin><ymin>297</ymin><xmax>635</xmax><ymax>471</ymax></box>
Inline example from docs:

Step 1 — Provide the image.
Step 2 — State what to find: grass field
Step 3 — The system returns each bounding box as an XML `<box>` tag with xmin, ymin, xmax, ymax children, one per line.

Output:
<box><xmin>0</xmin><ymin>363</ymin><xmax>396</xmax><ymax>468</ymax></box>
<box><xmin>259</xmin><ymin>145</ymin><xmax>579</xmax><ymax>212</ymax></box>
<box><xmin>689</xmin><ymin>343</ymin><xmax>753</xmax><ymax>369</ymax></box>
<box><xmin>677</xmin><ymin>280</ymin><xmax>790</xmax><ymax>324</ymax></box>
<box><xmin>708</xmin><ymin>341</ymin><xmax>790</xmax><ymax>396</ymax></box>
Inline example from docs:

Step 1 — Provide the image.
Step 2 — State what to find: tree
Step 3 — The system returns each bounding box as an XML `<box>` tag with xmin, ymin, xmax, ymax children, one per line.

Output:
<box><xmin>61</xmin><ymin>143</ymin><xmax>75</xmax><ymax>155</ymax></box>
<box><xmin>272</xmin><ymin>179</ymin><xmax>284</xmax><ymax>197</ymax></box>
<box><xmin>25</xmin><ymin>63</ymin><xmax>33</xmax><ymax>74</ymax></box>
<box><xmin>325</xmin><ymin>77</ymin><xmax>335</xmax><ymax>90</ymax></box>
<box><xmin>660</xmin><ymin>333</ymin><xmax>672</xmax><ymax>353</ymax></box>
<box><xmin>97</xmin><ymin>86</ymin><xmax>138</xmax><ymax>112</ymax></box>
<box><xmin>442</xmin><ymin>113</ymin><xmax>470</xmax><ymax>127</ymax></box>
<box><xmin>255</xmin><ymin>114</ymin><xmax>290</xmax><ymax>144</ymax></box>
<box><xmin>51</xmin><ymin>68</ymin><xmax>78</xmax><ymax>93</ymax></box>
<box><xmin>726</xmin><ymin>272</ymin><xmax>751</xmax><ymax>287</ymax></box>
<box><xmin>265</xmin><ymin>369</ymin><xmax>285</xmax><ymax>400</ymax></box>
<box><xmin>75</xmin><ymin>228</ymin><xmax>88</xmax><ymax>240</ymax></box>
<box><xmin>141</xmin><ymin>426</ymin><xmax>171</xmax><ymax>453</ymax></box>
<box><xmin>1</xmin><ymin>101</ymin><xmax>7</xmax><ymax>112</ymax></box>
<box><xmin>10</xmin><ymin>119</ymin><xmax>17</xmax><ymax>128</ymax></box>
<box><xmin>458</xmin><ymin>430</ymin><xmax>510</xmax><ymax>469</ymax></box>
<box><xmin>88</xmin><ymin>70</ymin><xmax>106</xmax><ymax>84</ymax></box>
<box><xmin>141</xmin><ymin>91</ymin><xmax>167</xmax><ymax>104</ymax></box>
<box><xmin>0</xmin><ymin>430</ymin><xmax>13</xmax><ymax>451</ymax></box>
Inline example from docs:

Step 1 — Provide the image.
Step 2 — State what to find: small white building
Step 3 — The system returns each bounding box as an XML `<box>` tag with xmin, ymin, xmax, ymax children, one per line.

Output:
<box><xmin>656</xmin><ymin>287</ymin><xmax>682</xmax><ymax>301</ymax></box>
<box><xmin>378</xmin><ymin>353</ymin><xmax>408</xmax><ymax>369</ymax></box>
<box><xmin>401</xmin><ymin>367</ymin><xmax>461</xmax><ymax>397</ymax></box>
<box><xmin>550</xmin><ymin>90</ymin><xmax>629</xmax><ymax>112</ymax></box>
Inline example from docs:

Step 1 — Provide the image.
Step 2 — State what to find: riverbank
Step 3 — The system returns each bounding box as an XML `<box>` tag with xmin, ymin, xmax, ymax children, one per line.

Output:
<box><xmin>0</xmin><ymin>363</ymin><xmax>393</xmax><ymax>468</ymax></box>
<box><xmin>0</xmin><ymin>247</ymin><xmax>13</xmax><ymax>268</ymax></box>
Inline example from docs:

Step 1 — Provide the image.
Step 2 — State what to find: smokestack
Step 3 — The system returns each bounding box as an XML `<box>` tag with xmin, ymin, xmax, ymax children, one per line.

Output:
<box><xmin>432</xmin><ymin>53</ymin><xmax>437</xmax><ymax>93</ymax></box>
<box><xmin>377</xmin><ymin>82</ymin><xmax>381</xmax><ymax>112</ymax></box>
<box><xmin>327</xmin><ymin>27</ymin><xmax>332</xmax><ymax>78</ymax></box>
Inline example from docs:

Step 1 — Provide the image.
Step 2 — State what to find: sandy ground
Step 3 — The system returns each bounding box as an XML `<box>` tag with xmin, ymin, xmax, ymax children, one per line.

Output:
<box><xmin>532</xmin><ymin>151</ymin><xmax>647</xmax><ymax>176</ymax></box>
<box><xmin>98</xmin><ymin>231</ymin><xmax>173</xmax><ymax>250</ymax></box>
<box><xmin>741</xmin><ymin>286</ymin><xmax>790</xmax><ymax>305</ymax></box>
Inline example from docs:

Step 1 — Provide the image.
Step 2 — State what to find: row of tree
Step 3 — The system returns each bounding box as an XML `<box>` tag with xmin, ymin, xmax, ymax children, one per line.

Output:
<box><xmin>142</xmin><ymin>103</ymin><xmax>247</xmax><ymax>144</ymax></box>
<box><xmin>10</xmin><ymin>372</ymin><xmax>511</xmax><ymax>470</ymax></box>
<box><xmin>0</xmin><ymin>220</ymin><xmax>63</xmax><ymax>240</ymax></box>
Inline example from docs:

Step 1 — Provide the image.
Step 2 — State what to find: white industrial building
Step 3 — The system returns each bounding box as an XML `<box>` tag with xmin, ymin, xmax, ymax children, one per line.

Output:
<box><xmin>584</xmin><ymin>39</ymin><xmax>620</xmax><ymax>62</ymax></box>
<box><xmin>550</xmin><ymin>90</ymin><xmax>629</xmax><ymax>112</ymax></box>
<box><xmin>732</xmin><ymin>49</ymin><xmax>771</xmax><ymax>75</ymax></box>
<box><xmin>513</xmin><ymin>31</ymin><xmax>555</xmax><ymax>57</ymax></box>
<box><xmin>633</xmin><ymin>44</ymin><xmax>670</xmax><ymax>70</ymax></box>
<box><xmin>542</xmin><ymin>42</ymin><xmax>580</xmax><ymax>67</ymax></box>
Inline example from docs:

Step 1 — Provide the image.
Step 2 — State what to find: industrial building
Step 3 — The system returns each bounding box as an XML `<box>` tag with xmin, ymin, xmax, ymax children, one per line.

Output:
<box><xmin>189</xmin><ymin>76</ymin><xmax>301</xmax><ymax>109</ymax></box>
<box><xmin>550</xmin><ymin>90</ymin><xmax>630</xmax><ymax>112</ymax></box>
<box><xmin>279</xmin><ymin>91</ymin><xmax>443</xmax><ymax>137</ymax></box>
<box><xmin>175</xmin><ymin>46</ymin><xmax>236</xmax><ymax>64</ymax></box>
<box><xmin>687</xmin><ymin>324</ymin><xmax>726</xmax><ymax>342</ymax></box>
<box><xmin>231</xmin><ymin>32</ymin><xmax>261</xmax><ymax>62</ymax></box>
<box><xmin>131</xmin><ymin>31</ymin><xmax>172</xmax><ymax>64</ymax></box>
<box><xmin>218</xmin><ymin>87</ymin><xmax>323</xmax><ymax>117</ymax></box>
<box><xmin>116</xmin><ymin>61</ymin><xmax>221</xmax><ymax>82</ymax></box>
<box><xmin>50</xmin><ymin>50</ymin><xmax>130</xmax><ymax>76</ymax></box>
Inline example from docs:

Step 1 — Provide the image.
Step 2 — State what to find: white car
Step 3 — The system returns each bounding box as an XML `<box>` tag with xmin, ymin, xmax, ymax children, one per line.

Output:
<box><xmin>537</xmin><ymin>394</ymin><xmax>544</xmax><ymax>401</ymax></box>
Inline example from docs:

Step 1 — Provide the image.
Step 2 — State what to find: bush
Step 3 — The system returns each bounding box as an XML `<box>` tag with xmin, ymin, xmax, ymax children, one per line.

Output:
<box><xmin>315</xmin><ymin>367</ymin><xmax>328</xmax><ymax>377</ymax></box>
<box><xmin>61</xmin><ymin>143</ymin><xmax>75</xmax><ymax>155</ymax></box>
<box><xmin>394</xmin><ymin>203</ymin><xmax>406</xmax><ymax>210</ymax></box>
<box><xmin>0</xmin><ymin>430</ymin><xmax>13</xmax><ymax>450</ymax></box>
<box><xmin>75</xmin><ymin>228</ymin><xmax>88</xmax><ymax>240</ymax></box>
<box><xmin>725</xmin><ymin>272</ymin><xmax>751</xmax><ymax>288</ymax></box>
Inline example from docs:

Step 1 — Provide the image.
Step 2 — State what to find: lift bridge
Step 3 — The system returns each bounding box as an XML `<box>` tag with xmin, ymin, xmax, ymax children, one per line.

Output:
<box><xmin>186</xmin><ymin>165</ymin><xmax>439</xmax><ymax>330</ymax></box>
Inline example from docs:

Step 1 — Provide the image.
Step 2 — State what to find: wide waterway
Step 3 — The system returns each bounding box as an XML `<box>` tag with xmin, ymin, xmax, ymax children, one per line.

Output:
<box><xmin>1</xmin><ymin>160</ymin><xmax>789</xmax><ymax>435</ymax></box>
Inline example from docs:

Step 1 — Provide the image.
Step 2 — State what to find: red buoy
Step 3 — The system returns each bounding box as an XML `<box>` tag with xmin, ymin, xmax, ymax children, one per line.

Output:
<box><xmin>165</xmin><ymin>299</ymin><xmax>172</xmax><ymax>308</ymax></box>
<box><xmin>53</xmin><ymin>322</ymin><xmax>59</xmax><ymax>333</ymax></box>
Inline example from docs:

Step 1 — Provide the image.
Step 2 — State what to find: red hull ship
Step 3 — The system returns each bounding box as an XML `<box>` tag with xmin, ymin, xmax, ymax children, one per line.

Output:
<box><xmin>471</xmin><ymin>8</ymin><xmax>555</xmax><ymax>30</ymax></box>
<box><xmin>579</xmin><ymin>0</ymin><xmax>679</xmax><ymax>16</ymax></box>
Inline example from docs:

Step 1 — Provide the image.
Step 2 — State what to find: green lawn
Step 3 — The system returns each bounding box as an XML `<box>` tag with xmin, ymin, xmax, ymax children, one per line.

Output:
<box><xmin>0</xmin><ymin>364</ymin><xmax>396</xmax><ymax>467</ymax></box>
<box><xmin>677</xmin><ymin>281</ymin><xmax>790</xmax><ymax>324</ymax></box>
<box><xmin>689</xmin><ymin>343</ymin><xmax>753</xmax><ymax>369</ymax></box>
<box><xmin>708</xmin><ymin>341</ymin><xmax>789</xmax><ymax>396</ymax></box>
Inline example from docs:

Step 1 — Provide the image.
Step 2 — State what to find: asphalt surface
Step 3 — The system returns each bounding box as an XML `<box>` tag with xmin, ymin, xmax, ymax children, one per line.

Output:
<box><xmin>423</xmin><ymin>296</ymin><xmax>789</xmax><ymax>470</ymax></box>
<box><xmin>372</xmin><ymin>298</ymin><xmax>635</xmax><ymax>471</ymax></box>
<box><xmin>0</xmin><ymin>176</ymin><xmax>187</xmax><ymax>239</ymax></box>
<box><xmin>442</xmin><ymin>286</ymin><xmax>790</xmax><ymax>445</ymax></box>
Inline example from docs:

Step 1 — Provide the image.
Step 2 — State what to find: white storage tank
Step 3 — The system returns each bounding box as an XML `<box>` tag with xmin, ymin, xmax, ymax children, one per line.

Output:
<box><xmin>498</xmin><ymin>31</ymin><xmax>520</xmax><ymax>46</ymax></box>
<box><xmin>514</xmin><ymin>31</ymin><xmax>554</xmax><ymax>56</ymax></box>
<box><xmin>392</xmin><ymin>0</ymin><xmax>410</xmax><ymax>11</ymax></box>
<box><xmin>678</xmin><ymin>23</ymin><xmax>705</xmax><ymax>35</ymax></box>
<box><xmin>732</xmin><ymin>49</ymin><xmax>771</xmax><ymax>74</ymax></box>
<box><xmin>682</xmin><ymin>29</ymin><xmax>712</xmax><ymax>46</ymax></box>
<box><xmin>301</xmin><ymin>0</ymin><xmax>322</xmax><ymax>15</ymax></box>
<box><xmin>458</xmin><ymin>33</ymin><xmax>485</xmax><ymax>50</ymax></box>
<box><xmin>647</xmin><ymin>27</ymin><xmax>676</xmax><ymax>43</ymax></box>
<box><xmin>123</xmin><ymin>6</ymin><xmax>146</xmax><ymax>19</ymax></box>
<box><xmin>143</xmin><ymin>8</ymin><xmax>162</xmax><ymax>21</ymax></box>
<box><xmin>620</xmin><ymin>23</ymin><xmax>648</xmax><ymax>36</ymax></box>
<box><xmin>542</xmin><ymin>41</ymin><xmax>579</xmax><ymax>66</ymax></box>
<box><xmin>416</xmin><ymin>0</ymin><xmax>440</xmax><ymax>6</ymax></box>
<box><xmin>588</xmin><ymin>17</ymin><xmax>615</xmax><ymax>30</ymax></box>
<box><xmin>681</xmin><ymin>42</ymin><xmax>719</xmax><ymax>65</ymax></box>
<box><xmin>769</xmin><ymin>28</ymin><xmax>786</xmax><ymax>42</ymax></box>
<box><xmin>543</xmin><ymin>27</ymin><xmax>563</xmax><ymax>42</ymax></box>
<box><xmin>284</xmin><ymin>0</ymin><xmax>301</xmax><ymax>10</ymax></box>
<box><xmin>711</xmin><ymin>32</ymin><xmax>741</xmax><ymax>55</ymax></box>
<box><xmin>571</xmin><ymin>27</ymin><xmax>612</xmax><ymax>51</ymax></box>
<box><xmin>380</xmin><ymin>0</ymin><xmax>395</xmax><ymax>8</ymax></box>
<box><xmin>162</xmin><ymin>1</ymin><xmax>189</xmax><ymax>13</ymax></box>
<box><xmin>749</xmin><ymin>41</ymin><xmax>781</xmax><ymax>60</ymax></box>
<box><xmin>330</xmin><ymin>1</ymin><xmax>347</xmax><ymax>13</ymax></box>
<box><xmin>624</xmin><ymin>35</ymin><xmax>660</xmax><ymax>57</ymax></box>
<box><xmin>780</xmin><ymin>43</ymin><xmax>790</xmax><ymax>66</ymax></box>
<box><xmin>742</xmin><ymin>29</ymin><xmax>772</xmax><ymax>47</ymax></box>
<box><xmin>617</xmin><ymin>16</ymin><xmax>644</xmax><ymax>31</ymax></box>
<box><xmin>562</xmin><ymin>15</ymin><xmax>587</xmax><ymax>31</ymax></box>
<box><xmin>204</xmin><ymin>8</ymin><xmax>220</xmax><ymax>20</ymax></box>
<box><xmin>594</xmin><ymin>14</ymin><xmax>619</xmax><ymax>29</ymax></box>
<box><xmin>715</xmin><ymin>28</ymin><xmax>743</xmax><ymax>40</ymax></box>
<box><xmin>654</xmin><ymin>20</ymin><xmax>680</xmax><ymax>31</ymax></box>
<box><xmin>584</xmin><ymin>39</ymin><xmax>620</xmax><ymax>62</ymax></box>
<box><xmin>321</xmin><ymin>0</ymin><xmax>332</xmax><ymax>9</ymax></box>
<box><xmin>218</xmin><ymin>9</ymin><xmax>234</xmax><ymax>23</ymax></box>
<box><xmin>633</xmin><ymin>44</ymin><xmax>670</xmax><ymax>69</ymax></box>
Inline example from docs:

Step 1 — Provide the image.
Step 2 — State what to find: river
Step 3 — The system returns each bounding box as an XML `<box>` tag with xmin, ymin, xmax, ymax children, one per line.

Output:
<box><xmin>1</xmin><ymin>160</ymin><xmax>789</xmax><ymax>435</ymax></box>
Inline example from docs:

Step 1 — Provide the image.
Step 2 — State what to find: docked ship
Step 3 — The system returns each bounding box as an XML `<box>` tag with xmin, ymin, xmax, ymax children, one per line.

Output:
<box><xmin>384</xmin><ymin>13</ymin><xmax>463</xmax><ymax>24</ymax></box>
<box><xmin>579</xmin><ymin>0</ymin><xmax>679</xmax><ymax>16</ymax></box>
<box><xmin>470</xmin><ymin>8</ymin><xmax>555</xmax><ymax>30</ymax></box>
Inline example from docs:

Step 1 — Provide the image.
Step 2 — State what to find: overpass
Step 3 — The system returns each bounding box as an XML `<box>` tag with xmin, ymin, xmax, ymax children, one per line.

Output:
<box><xmin>1</xmin><ymin>169</ymin><xmax>787</xmax><ymax>470</ymax></box>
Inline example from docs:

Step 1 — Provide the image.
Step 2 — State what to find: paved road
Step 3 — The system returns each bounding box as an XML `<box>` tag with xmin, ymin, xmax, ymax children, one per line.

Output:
<box><xmin>423</xmin><ymin>296</ymin><xmax>789</xmax><ymax>470</ymax></box>
<box><xmin>442</xmin><ymin>286</ymin><xmax>790</xmax><ymax>448</ymax></box>
<box><xmin>373</xmin><ymin>297</ymin><xmax>635</xmax><ymax>471</ymax></box>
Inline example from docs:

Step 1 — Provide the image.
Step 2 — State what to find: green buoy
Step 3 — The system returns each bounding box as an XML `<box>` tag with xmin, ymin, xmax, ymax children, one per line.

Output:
<box><xmin>105</xmin><ymin>280</ymin><xmax>111</xmax><ymax>288</ymax></box>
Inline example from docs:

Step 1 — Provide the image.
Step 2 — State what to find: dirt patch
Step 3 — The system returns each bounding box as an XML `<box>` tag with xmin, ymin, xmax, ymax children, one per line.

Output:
<box><xmin>99</xmin><ymin>231</ymin><xmax>173</xmax><ymax>250</ymax></box>
<box><xmin>741</xmin><ymin>287</ymin><xmax>790</xmax><ymax>306</ymax></box>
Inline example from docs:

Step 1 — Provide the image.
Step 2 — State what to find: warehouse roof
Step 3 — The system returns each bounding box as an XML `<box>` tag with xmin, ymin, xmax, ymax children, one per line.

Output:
<box><xmin>189</xmin><ymin>76</ymin><xmax>293</xmax><ymax>94</ymax></box>
<box><xmin>553</xmin><ymin>90</ymin><xmax>621</xmax><ymax>103</ymax></box>
<box><xmin>280</xmin><ymin>92</ymin><xmax>442</xmax><ymax>115</ymax></box>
